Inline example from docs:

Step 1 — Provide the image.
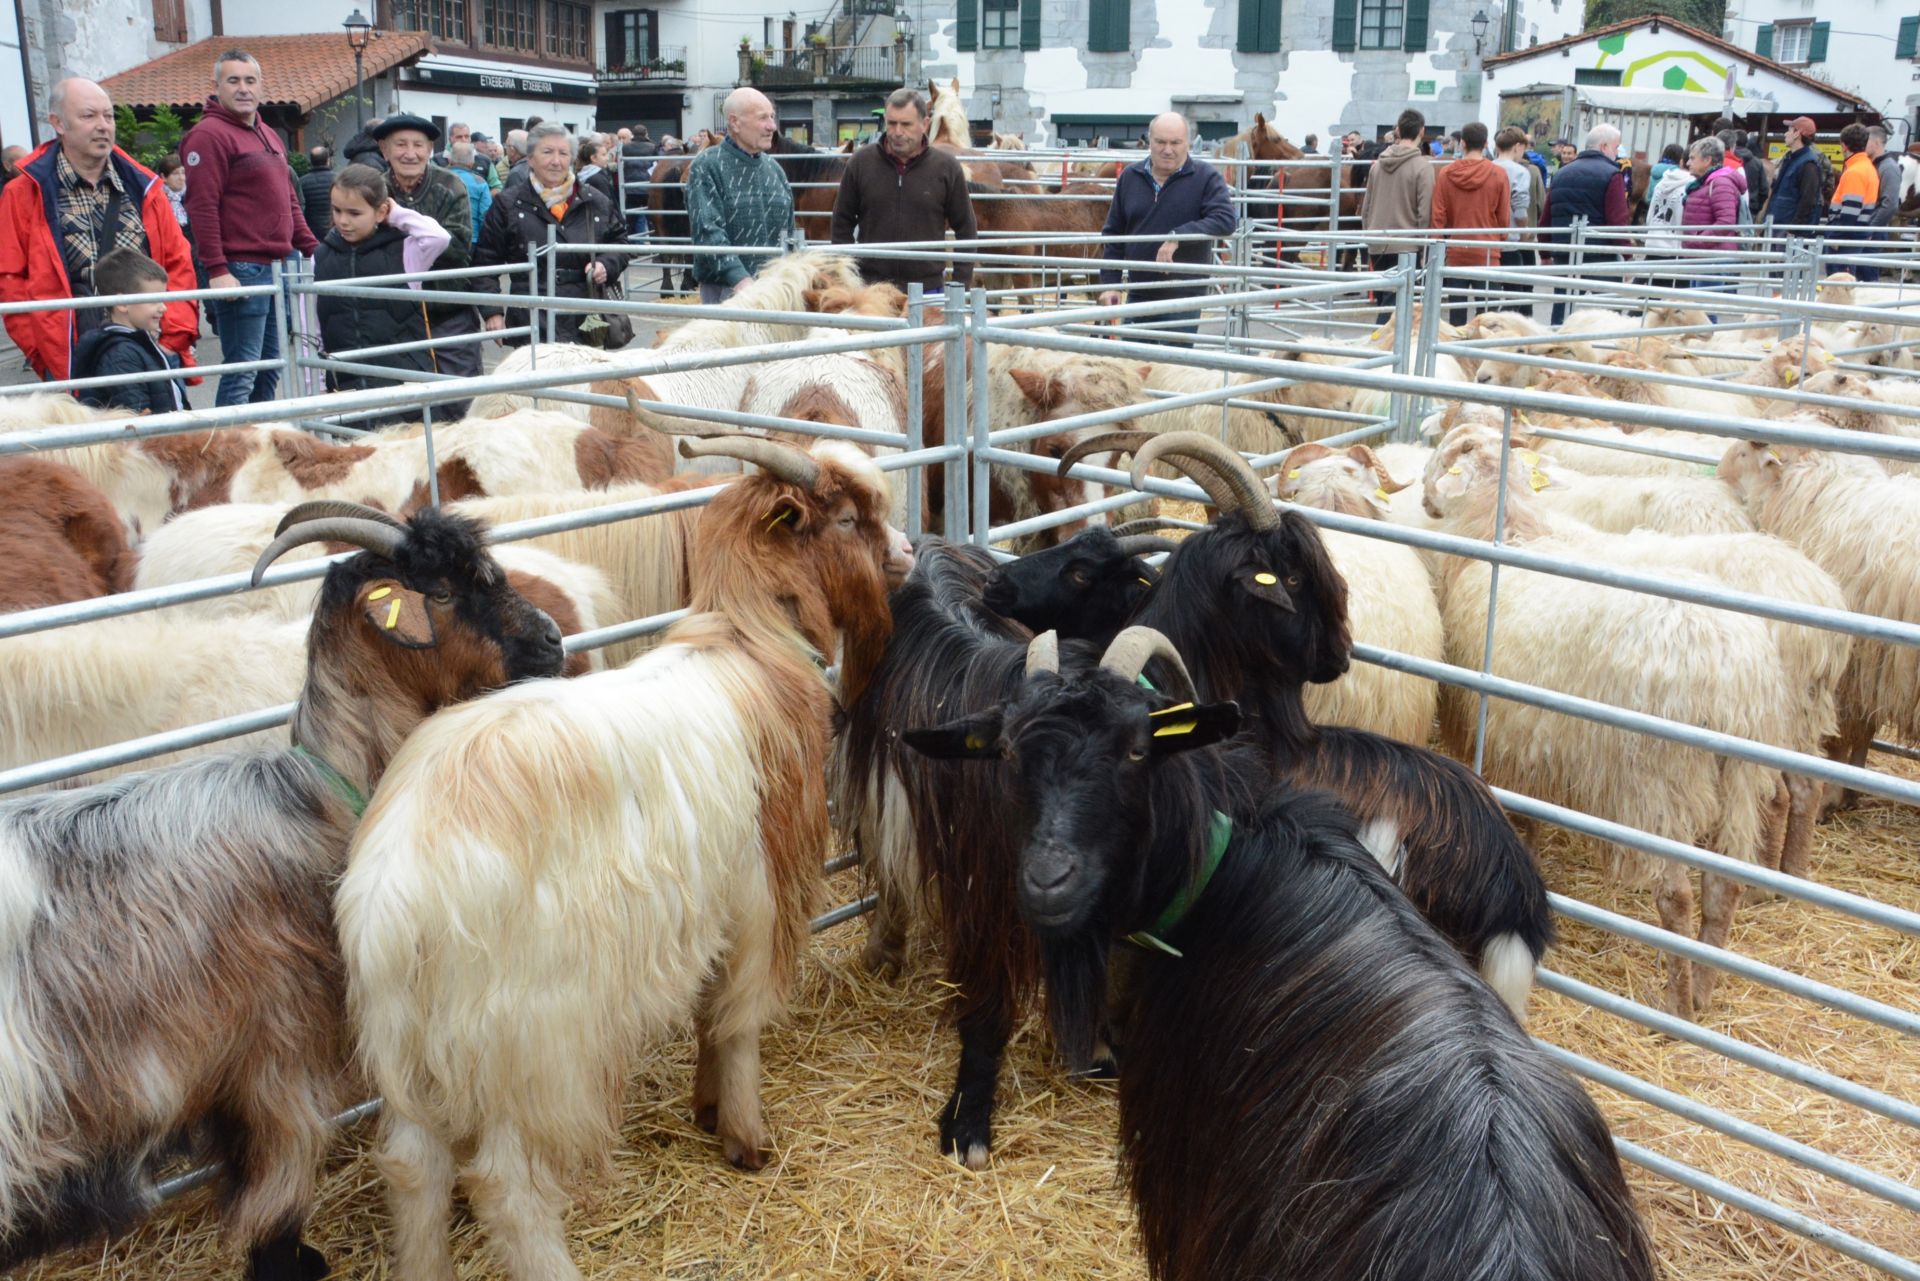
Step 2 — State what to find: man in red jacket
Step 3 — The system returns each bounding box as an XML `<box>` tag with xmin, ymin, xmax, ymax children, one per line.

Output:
<box><xmin>179</xmin><ymin>50</ymin><xmax>319</xmax><ymax>405</ymax></box>
<box><xmin>0</xmin><ymin>78</ymin><xmax>199</xmax><ymax>385</ymax></box>
<box><xmin>1428</xmin><ymin>120</ymin><xmax>1510</xmax><ymax>324</ymax></box>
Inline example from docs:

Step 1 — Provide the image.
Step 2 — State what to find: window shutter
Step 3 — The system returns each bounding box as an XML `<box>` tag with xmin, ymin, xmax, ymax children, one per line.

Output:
<box><xmin>1090</xmin><ymin>0</ymin><xmax>1128</xmax><ymax>51</ymax></box>
<box><xmin>1237</xmin><ymin>0</ymin><xmax>1260</xmax><ymax>51</ymax></box>
<box><xmin>603</xmin><ymin>11</ymin><xmax>622</xmax><ymax>62</ymax></box>
<box><xmin>956</xmin><ymin>0</ymin><xmax>977</xmax><ymax>50</ymax></box>
<box><xmin>646</xmin><ymin>8</ymin><xmax>659</xmax><ymax>59</ymax></box>
<box><xmin>1259</xmin><ymin>0</ymin><xmax>1281</xmax><ymax>52</ymax></box>
<box><xmin>1900</xmin><ymin>15</ymin><xmax>1919</xmax><ymax>60</ymax></box>
<box><xmin>1331</xmin><ymin>0</ymin><xmax>1357</xmax><ymax>51</ymax></box>
<box><xmin>1807</xmin><ymin>20</ymin><xmax>1829</xmax><ymax>61</ymax></box>
<box><xmin>1020</xmin><ymin>0</ymin><xmax>1041</xmax><ymax>50</ymax></box>
<box><xmin>1402</xmin><ymin>0</ymin><xmax>1428</xmax><ymax>51</ymax></box>
<box><xmin>1755</xmin><ymin>22</ymin><xmax>1772</xmax><ymax>58</ymax></box>
<box><xmin>153</xmin><ymin>0</ymin><xmax>187</xmax><ymax>43</ymax></box>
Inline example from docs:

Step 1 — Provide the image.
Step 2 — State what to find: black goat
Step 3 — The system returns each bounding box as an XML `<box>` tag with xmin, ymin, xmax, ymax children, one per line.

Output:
<box><xmin>982</xmin><ymin>431</ymin><xmax>1551</xmax><ymax>1020</ymax></box>
<box><xmin>905</xmin><ymin>628</ymin><xmax>1657</xmax><ymax>1281</ymax></box>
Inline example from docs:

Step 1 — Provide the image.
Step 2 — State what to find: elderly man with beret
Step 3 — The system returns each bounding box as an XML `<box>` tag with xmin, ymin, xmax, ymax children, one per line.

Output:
<box><xmin>374</xmin><ymin>112</ymin><xmax>480</xmax><ymax>400</ymax></box>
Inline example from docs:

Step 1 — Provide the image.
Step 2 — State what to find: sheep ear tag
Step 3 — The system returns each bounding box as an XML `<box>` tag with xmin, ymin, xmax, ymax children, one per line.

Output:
<box><xmin>1243</xmin><ymin>570</ymin><xmax>1295</xmax><ymax>612</ymax></box>
<box><xmin>763</xmin><ymin>504</ymin><xmax>800</xmax><ymax>533</ymax></box>
<box><xmin>901</xmin><ymin>712</ymin><xmax>1003</xmax><ymax>761</ymax></box>
<box><xmin>361</xmin><ymin>581</ymin><xmax>437</xmax><ymax>650</ymax></box>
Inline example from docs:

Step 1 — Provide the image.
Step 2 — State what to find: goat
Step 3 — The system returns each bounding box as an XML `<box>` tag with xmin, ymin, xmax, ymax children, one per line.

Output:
<box><xmin>0</xmin><ymin>457</ymin><xmax>135</xmax><ymax>612</ymax></box>
<box><xmin>904</xmin><ymin>627</ymin><xmax>1657</xmax><ymax>1281</ymax></box>
<box><xmin>338</xmin><ymin>435</ymin><xmax>910</xmax><ymax>1281</ymax></box>
<box><xmin>982</xmin><ymin>432</ymin><xmax>1553</xmax><ymax>1020</ymax></box>
<box><xmin>0</xmin><ymin>502</ymin><xmax>565</xmax><ymax>1281</ymax></box>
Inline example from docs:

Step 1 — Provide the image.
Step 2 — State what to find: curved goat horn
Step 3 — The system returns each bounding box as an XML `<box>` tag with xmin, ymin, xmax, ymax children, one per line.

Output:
<box><xmin>1129</xmin><ymin>433</ymin><xmax>1277</xmax><ymax>530</ymax></box>
<box><xmin>677</xmin><ymin>436</ymin><xmax>820</xmax><ymax>491</ymax></box>
<box><xmin>1026</xmin><ymin>630</ymin><xmax>1060</xmax><ymax>679</ymax></box>
<box><xmin>252</xmin><ymin>518</ymin><xmax>409</xmax><ymax>587</ymax></box>
<box><xmin>1098</xmin><ymin>626</ymin><xmax>1197</xmax><ymax>702</ymax></box>
<box><xmin>1055</xmin><ymin>431</ymin><xmax>1158</xmax><ymax>479</ymax></box>
<box><xmin>273</xmin><ymin>500</ymin><xmax>405</xmax><ymax>537</ymax></box>
<box><xmin>1114</xmin><ymin>535</ymin><xmax>1181</xmax><ymax>558</ymax></box>
<box><xmin>1110</xmin><ymin>517</ymin><xmax>1196</xmax><ymax>537</ymax></box>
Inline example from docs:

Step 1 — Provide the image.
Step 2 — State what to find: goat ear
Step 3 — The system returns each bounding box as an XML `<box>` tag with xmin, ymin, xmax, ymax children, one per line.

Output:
<box><xmin>1147</xmin><ymin>700</ymin><xmax>1241</xmax><ymax>756</ymax></box>
<box><xmin>360</xmin><ymin>580</ymin><xmax>437</xmax><ymax>650</ymax></box>
<box><xmin>1240</xmin><ymin>570</ymin><xmax>1295</xmax><ymax>612</ymax></box>
<box><xmin>1008</xmin><ymin>367</ymin><xmax>1056</xmax><ymax>409</ymax></box>
<box><xmin>902</xmin><ymin>711</ymin><xmax>1003</xmax><ymax>760</ymax></box>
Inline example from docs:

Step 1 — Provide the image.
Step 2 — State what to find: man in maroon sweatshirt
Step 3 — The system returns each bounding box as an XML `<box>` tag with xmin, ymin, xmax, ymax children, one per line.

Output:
<box><xmin>179</xmin><ymin>50</ymin><xmax>318</xmax><ymax>405</ymax></box>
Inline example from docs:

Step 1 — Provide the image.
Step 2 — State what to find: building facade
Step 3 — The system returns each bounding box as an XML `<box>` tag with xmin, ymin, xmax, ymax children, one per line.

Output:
<box><xmin>1723</xmin><ymin>0</ymin><xmax>1920</xmax><ymax>141</ymax></box>
<box><xmin>912</xmin><ymin>0</ymin><xmax>1584</xmax><ymax>146</ymax></box>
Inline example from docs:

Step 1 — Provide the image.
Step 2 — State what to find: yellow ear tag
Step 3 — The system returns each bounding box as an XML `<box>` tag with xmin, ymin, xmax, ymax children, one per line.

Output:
<box><xmin>1448</xmin><ymin>465</ymin><xmax>1463</xmax><ymax>476</ymax></box>
<box><xmin>384</xmin><ymin>599</ymin><xmax>402</xmax><ymax>629</ymax></box>
<box><xmin>1519</xmin><ymin>449</ymin><xmax>1539</xmax><ymax>464</ymax></box>
<box><xmin>764</xmin><ymin>506</ymin><xmax>796</xmax><ymax>532</ymax></box>
<box><xmin>1254</xmin><ymin>572</ymin><xmax>1279</xmax><ymax>586</ymax></box>
<box><xmin>964</xmin><ymin>734</ymin><xmax>987</xmax><ymax>750</ymax></box>
<box><xmin>1375</xmin><ymin>486</ymin><xmax>1391</xmax><ymax>502</ymax></box>
<box><xmin>1150</xmin><ymin>701</ymin><xmax>1196</xmax><ymax>717</ymax></box>
<box><xmin>1781</xmin><ymin>367</ymin><xmax>1798</xmax><ymax>385</ymax></box>
<box><xmin>1152</xmin><ymin>719</ymin><xmax>1198</xmax><ymax>738</ymax></box>
<box><xmin>1286</xmin><ymin>468</ymin><xmax>1300</xmax><ymax>480</ymax></box>
<box><xmin>1528</xmin><ymin>467</ymin><xmax>1549</xmax><ymax>492</ymax></box>
<box><xmin>367</xmin><ymin>586</ymin><xmax>392</xmax><ymax>601</ymax></box>
<box><xmin>1137</xmin><ymin>577</ymin><xmax>1153</xmax><ymax>586</ymax></box>
<box><xmin>1764</xmin><ymin>449</ymin><xmax>1782</xmax><ymax>463</ymax></box>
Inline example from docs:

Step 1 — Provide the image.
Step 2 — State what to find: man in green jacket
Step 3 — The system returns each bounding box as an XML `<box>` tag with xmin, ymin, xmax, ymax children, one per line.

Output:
<box><xmin>374</xmin><ymin>113</ymin><xmax>480</xmax><ymax>399</ymax></box>
<box><xmin>830</xmin><ymin>87</ymin><xmax>975</xmax><ymax>298</ymax></box>
<box><xmin>686</xmin><ymin>87</ymin><xmax>794</xmax><ymax>303</ymax></box>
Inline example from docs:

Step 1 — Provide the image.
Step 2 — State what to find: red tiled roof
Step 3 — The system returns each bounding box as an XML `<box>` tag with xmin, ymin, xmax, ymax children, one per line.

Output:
<box><xmin>1485</xmin><ymin>15</ymin><xmax>1871</xmax><ymax>110</ymax></box>
<box><xmin>101</xmin><ymin>31</ymin><xmax>431</xmax><ymax>113</ymax></box>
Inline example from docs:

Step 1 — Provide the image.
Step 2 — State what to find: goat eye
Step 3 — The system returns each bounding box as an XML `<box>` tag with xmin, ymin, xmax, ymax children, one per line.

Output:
<box><xmin>430</xmin><ymin>587</ymin><xmax>453</xmax><ymax>605</ymax></box>
<box><xmin>1068</xmin><ymin>568</ymin><xmax>1091</xmax><ymax>586</ymax></box>
<box><xmin>838</xmin><ymin>515</ymin><xmax>856</xmax><ymax>530</ymax></box>
<box><xmin>1126</xmin><ymin>746</ymin><xmax>1147</xmax><ymax>762</ymax></box>
<box><xmin>1284</xmin><ymin>574</ymin><xmax>1300</xmax><ymax>590</ymax></box>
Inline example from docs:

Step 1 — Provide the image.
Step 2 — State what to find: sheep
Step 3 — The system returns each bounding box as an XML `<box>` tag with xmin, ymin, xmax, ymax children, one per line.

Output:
<box><xmin>984</xmin><ymin>432</ymin><xmax>1553</xmax><ymax>1021</ymax></box>
<box><xmin>1439</xmin><ymin>422</ymin><xmax>1849</xmax><ymax>887</ymax></box>
<box><xmin>0</xmin><ymin>457</ymin><xmax>135</xmax><ymax>612</ymax></box>
<box><xmin>1466</xmin><ymin>310</ymin><xmax>1601</xmax><ymax>387</ymax></box>
<box><xmin>1139</xmin><ymin>352</ymin><xmax>1357</xmax><ymax>452</ymax></box>
<box><xmin>0</xmin><ymin>503</ymin><xmax>567</xmax><ymax>1280</ymax></box>
<box><xmin>902</xmin><ymin>628</ymin><xmax>1658</xmax><ymax>1281</ymax></box>
<box><xmin>1269</xmin><ymin>441</ymin><xmax>1443</xmax><ymax>745</ymax></box>
<box><xmin>5</xmin><ymin>518</ymin><xmax>613</xmax><ymax>789</ymax></box>
<box><xmin>338</xmin><ymin>435</ymin><xmax>911</xmax><ymax>1281</ymax></box>
<box><xmin>1772</xmin><ymin>370</ymin><xmax>1920</xmax><ymax>475</ymax></box>
<box><xmin>1590</xmin><ymin>349</ymin><xmax>1763</xmax><ymax>421</ymax></box>
<box><xmin>1720</xmin><ymin>440</ymin><xmax>1920</xmax><ymax>813</ymax></box>
<box><xmin>1423</xmin><ymin>427</ymin><xmax>1800</xmax><ymax>1014</ymax></box>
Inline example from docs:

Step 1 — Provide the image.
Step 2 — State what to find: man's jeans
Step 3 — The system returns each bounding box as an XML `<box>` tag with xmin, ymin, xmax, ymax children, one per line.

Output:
<box><xmin>211</xmin><ymin>257</ymin><xmax>295</xmax><ymax>406</ymax></box>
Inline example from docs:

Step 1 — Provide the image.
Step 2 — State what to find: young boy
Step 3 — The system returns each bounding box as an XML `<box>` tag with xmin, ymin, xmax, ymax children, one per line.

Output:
<box><xmin>71</xmin><ymin>248</ymin><xmax>190</xmax><ymax>415</ymax></box>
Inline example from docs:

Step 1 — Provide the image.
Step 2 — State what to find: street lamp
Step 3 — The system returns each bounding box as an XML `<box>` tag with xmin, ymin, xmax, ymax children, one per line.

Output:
<box><xmin>1470</xmin><ymin>8</ymin><xmax>1491</xmax><ymax>57</ymax></box>
<box><xmin>344</xmin><ymin>9</ymin><xmax>373</xmax><ymax>134</ymax></box>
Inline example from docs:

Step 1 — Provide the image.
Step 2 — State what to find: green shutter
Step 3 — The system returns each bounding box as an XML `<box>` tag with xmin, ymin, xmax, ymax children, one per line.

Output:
<box><xmin>956</xmin><ymin>0</ymin><xmax>977</xmax><ymax>50</ymax></box>
<box><xmin>1237</xmin><ymin>0</ymin><xmax>1260</xmax><ymax>52</ymax></box>
<box><xmin>1259</xmin><ymin>0</ymin><xmax>1281</xmax><ymax>52</ymax></box>
<box><xmin>1401</xmin><ymin>0</ymin><xmax>1428</xmax><ymax>51</ymax></box>
<box><xmin>1755</xmin><ymin>22</ymin><xmax>1772</xmax><ymax>58</ymax></box>
<box><xmin>1090</xmin><ymin>0</ymin><xmax>1129</xmax><ymax>51</ymax></box>
<box><xmin>1020</xmin><ymin>0</ymin><xmax>1041</xmax><ymax>49</ymax></box>
<box><xmin>1331</xmin><ymin>0</ymin><xmax>1356</xmax><ymax>51</ymax></box>
<box><xmin>1807</xmin><ymin>20</ymin><xmax>1829</xmax><ymax>61</ymax></box>
<box><xmin>1899</xmin><ymin>15</ymin><xmax>1919</xmax><ymax>60</ymax></box>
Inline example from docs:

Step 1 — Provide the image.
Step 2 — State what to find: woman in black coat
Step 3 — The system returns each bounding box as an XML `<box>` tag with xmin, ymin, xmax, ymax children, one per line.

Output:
<box><xmin>475</xmin><ymin>125</ymin><xmax>624</xmax><ymax>346</ymax></box>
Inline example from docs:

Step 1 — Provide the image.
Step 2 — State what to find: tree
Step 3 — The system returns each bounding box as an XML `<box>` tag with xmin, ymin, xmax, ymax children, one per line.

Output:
<box><xmin>1582</xmin><ymin>0</ymin><xmax>1726</xmax><ymax>29</ymax></box>
<box><xmin>112</xmin><ymin>104</ymin><xmax>198</xmax><ymax>169</ymax></box>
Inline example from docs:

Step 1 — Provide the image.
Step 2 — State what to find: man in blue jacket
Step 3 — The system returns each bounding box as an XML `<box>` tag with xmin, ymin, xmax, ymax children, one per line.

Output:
<box><xmin>1096</xmin><ymin>112</ymin><xmax>1236</xmax><ymax>341</ymax></box>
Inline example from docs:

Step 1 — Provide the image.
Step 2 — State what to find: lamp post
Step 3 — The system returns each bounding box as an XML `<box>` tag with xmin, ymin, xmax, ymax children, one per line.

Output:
<box><xmin>1470</xmin><ymin>8</ymin><xmax>1491</xmax><ymax>58</ymax></box>
<box><xmin>344</xmin><ymin>9</ymin><xmax>373</xmax><ymax>135</ymax></box>
<box><xmin>893</xmin><ymin>7</ymin><xmax>913</xmax><ymax>81</ymax></box>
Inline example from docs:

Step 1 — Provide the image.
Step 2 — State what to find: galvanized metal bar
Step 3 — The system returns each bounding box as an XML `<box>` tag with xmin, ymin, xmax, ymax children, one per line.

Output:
<box><xmin>970</xmin><ymin>287</ymin><xmax>992</xmax><ymax>546</ymax></box>
<box><xmin>904</xmin><ymin>283</ymin><xmax>925</xmax><ymax>539</ymax></box>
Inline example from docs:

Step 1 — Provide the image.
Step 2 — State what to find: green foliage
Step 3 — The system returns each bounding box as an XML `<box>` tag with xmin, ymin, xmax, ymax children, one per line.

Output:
<box><xmin>112</xmin><ymin>103</ymin><xmax>197</xmax><ymax>169</ymax></box>
<box><xmin>1582</xmin><ymin>0</ymin><xmax>1725</xmax><ymax>29</ymax></box>
<box><xmin>289</xmin><ymin>149</ymin><xmax>311</xmax><ymax>177</ymax></box>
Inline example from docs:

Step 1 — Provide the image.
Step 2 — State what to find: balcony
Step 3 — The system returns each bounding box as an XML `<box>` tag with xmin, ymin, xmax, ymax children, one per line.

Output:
<box><xmin>744</xmin><ymin>41</ymin><xmax>906</xmax><ymax>89</ymax></box>
<box><xmin>600</xmin><ymin>44</ymin><xmax>689</xmax><ymax>84</ymax></box>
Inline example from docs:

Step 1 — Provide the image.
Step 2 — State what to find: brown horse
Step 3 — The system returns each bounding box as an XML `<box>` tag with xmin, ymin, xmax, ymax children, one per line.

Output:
<box><xmin>1220</xmin><ymin>114</ymin><xmax>1364</xmax><ymax>261</ymax></box>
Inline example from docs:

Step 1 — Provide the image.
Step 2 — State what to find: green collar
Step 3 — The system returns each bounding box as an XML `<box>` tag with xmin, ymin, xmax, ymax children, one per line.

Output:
<box><xmin>1126</xmin><ymin>808</ymin><xmax>1233</xmax><ymax>958</ymax></box>
<box><xmin>293</xmin><ymin>745</ymin><xmax>368</xmax><ymax>818</ymax></box>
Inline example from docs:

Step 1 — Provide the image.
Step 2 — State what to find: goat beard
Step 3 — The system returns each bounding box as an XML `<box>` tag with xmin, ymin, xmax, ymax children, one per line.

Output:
<box><xmin>1040</xmin><ymin>926</ymin><xmax>1112</xmax><ymax>1076</ymax></box>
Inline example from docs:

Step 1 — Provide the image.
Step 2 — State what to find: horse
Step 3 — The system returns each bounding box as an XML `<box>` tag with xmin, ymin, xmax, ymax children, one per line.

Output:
<box><xmin>767</xmin><ymin>132</ymin><xmax>853</xmax><ymax>243</ymax></box>
<box><xmin>1220</xmin><ymin>114</ymin><xmax>1363</xmax><ymax>263</ymax></box>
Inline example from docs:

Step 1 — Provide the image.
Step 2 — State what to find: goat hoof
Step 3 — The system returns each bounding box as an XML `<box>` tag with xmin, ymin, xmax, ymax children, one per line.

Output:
<box><xmin>1084</xmin><ymin>1054</ymin><xmax>1120</xmax><ymax>1081</ymax></box>
<box><xmin>723</xmin><ymin>1133</ymin><xmax>769</xmax><ymax>1171</ymax></box>
<box><xmin>938</xmin><ymin>1099</ymin><xmax>991</xmax><ymax>1171</ymax></box>
<box><xmin>859</xmin><ymin>939</ymin><xmax>904</xmax><ymax>980</ymax></box>
<box><xmin>693</xmin><ymin>1102</ymin><xmax>719</xmax><ymax>1134</ymax></box>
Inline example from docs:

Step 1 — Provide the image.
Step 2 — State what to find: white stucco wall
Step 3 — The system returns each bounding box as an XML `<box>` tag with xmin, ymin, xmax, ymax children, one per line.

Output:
<box><xmin>221</xmin><ymin>0</ymin><xmax>361</xmax><ymax>38</ymax></box>
<box><xmin>1725</xmin><ymin>0</ymin><xmax>1917</xmax><ymax>123</ymax></box>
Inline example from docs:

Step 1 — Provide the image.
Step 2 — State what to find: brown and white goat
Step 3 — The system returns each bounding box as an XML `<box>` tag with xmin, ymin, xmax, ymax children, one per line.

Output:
<box><xmin>0</xmin><ymin>456</ymin><xmax>135</xmax><ymax>612</ymax></box>
<box><xmin>0</xmin><ymin>503</ymin><xmax>565</xmax><ymax>1281</ymax></box>
<box><xmin>339</xmin><ymin>437</ymin><xmax>911</xmax><ymax>1281</ymax></box>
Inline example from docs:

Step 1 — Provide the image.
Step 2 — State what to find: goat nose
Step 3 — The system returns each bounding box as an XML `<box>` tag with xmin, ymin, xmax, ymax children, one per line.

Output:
<box><xmin>1025</xmin><ymin>855</ymin><xmax>1077</xmax><ymax>894</ymax></box>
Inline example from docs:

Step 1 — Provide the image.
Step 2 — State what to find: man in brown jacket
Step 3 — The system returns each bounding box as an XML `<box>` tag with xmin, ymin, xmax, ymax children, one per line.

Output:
<box><xmin>830</xmin><ymin>87</ymin><xmax>976</xmax><ymax>298</ymax></box>
<box><xmin>1429</xmin><ymin>120</ymin><xmax>1510</xmax><ymax>323</ymax></box>
<box><xmin>1359</xmin><ymin>108</ymin><xmax>1434</xmax><ymax>320</ymax></box>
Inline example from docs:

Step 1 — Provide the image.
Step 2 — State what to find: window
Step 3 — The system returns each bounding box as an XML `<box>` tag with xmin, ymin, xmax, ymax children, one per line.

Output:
<box><xmin>390</xmin><ymin>0</ymin><xmax>469</xmax><ymax>42</ymax></box>
<box><xmin>1358</xmin><ymin>0</ymin><xmax>1402</xmax><ymax>49</ymax></box>
<box><xmin>1573</xmin><ymin>67</ymin><xmax>1622</xmax><ymax>85</ymax></box>
<box><xmin>1235</xmin><ymin>0</ymin><xmax>1280</xmax><ymax>53</ymax></box>
<box><xmin>546</xmin><ymin>0</ymin><xmax>589</xmax><ymax>59</ymax></box>
<box><xmin>605</xmin><ymin>9</ymin><xmax>657</xmax><ymax>67</ymax></box>
<box><xmin>481</xmin><ymin>0</ymin><xmax>536</xmax><ymax>51</ymax></box>
<box><xmin>1090</xmin><ymin>0</ymin><xmax>1130</xmax><ymax>51</ymax></box>
<box><xmin>1773</xmin><ymin>21</ymin><xmax>1812</xmax><ymax>63</ymax></box>
<box><xmin>153</xmin><ymin>0</ymin><xmax>187</xmax><ymax>43</ymax></box>
<box><xmin>982</xmin><ymin>0</ymin><xmax>1018</xmax><ymax>49</ymax></box>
